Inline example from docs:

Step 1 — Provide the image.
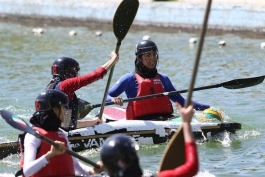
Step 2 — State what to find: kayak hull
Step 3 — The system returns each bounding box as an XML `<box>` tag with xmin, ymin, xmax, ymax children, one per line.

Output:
<box><xmin>0</xmin><ymin>107</ymin><xmax>241</xmax><ymax>159</ymax></box>
<box><xmin>68</xmin><ymin>119</ymin><xmax>241</xmax><ymax>152</ymax></box>
<box><xmin>69</xmin><ymin>107</ymin><xmax>241</xmax><ymax>151</ymax></box>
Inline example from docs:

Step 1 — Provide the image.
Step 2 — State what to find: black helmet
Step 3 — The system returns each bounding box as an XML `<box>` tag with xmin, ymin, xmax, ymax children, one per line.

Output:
<box><xmin>135</xmin><ymin>40</ymin><xmax>159</xmax><ymax>57</ymax></box>
<box><xmin>35</xmin><ymin>89</ymin><xmax>69</xmax><ymax>112</ymax></box>
<box><xmin>100</xmin><ymin>134</ymin><xmax>142</xmax><ymax>177</ymax></box>
<box><xmin>51</xmin><ymin>57</ymin><xmax>80</xmax><ymax>80</ymax></box>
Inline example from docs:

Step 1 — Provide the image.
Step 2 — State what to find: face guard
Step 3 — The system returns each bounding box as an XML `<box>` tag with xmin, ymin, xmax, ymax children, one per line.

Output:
<box><xmin>60</xmin><ymin>103</ymin><xmax>72</xmax><ymax>129</ymax></box>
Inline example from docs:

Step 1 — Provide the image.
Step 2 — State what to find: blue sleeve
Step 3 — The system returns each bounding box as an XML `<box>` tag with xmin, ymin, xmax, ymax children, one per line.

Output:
<box><xmin>160</xmin><ymin>74</ymin><xmax>210</xmax><ymax>110</ymax></box>
<box><xmin>107</xmin><ymin>73</ymin><xmax>138</xmax><ymax>102</ymax></box>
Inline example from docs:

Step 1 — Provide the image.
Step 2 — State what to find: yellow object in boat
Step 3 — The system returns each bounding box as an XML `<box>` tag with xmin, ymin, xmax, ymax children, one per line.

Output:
<box><xmin>199</xmin><ymin>107</ymin><xmax>223</xmax><ymax>122</ymax></box>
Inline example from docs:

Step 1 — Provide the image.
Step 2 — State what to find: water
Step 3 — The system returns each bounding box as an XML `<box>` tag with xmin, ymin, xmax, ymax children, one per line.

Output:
<box><xmin>0</xmin><ymin>21</ymin><xmax>265</xmax><ymax>176</ymax></box>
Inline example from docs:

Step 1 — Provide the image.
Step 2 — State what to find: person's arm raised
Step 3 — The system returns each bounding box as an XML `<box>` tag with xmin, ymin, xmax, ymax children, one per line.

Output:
<box><xmin>158</xmin><ymin>103</ymin><xmax>198</xmax><ymax>177</ymax></box>
<box><xmin>101</xmin><ymin>51</ymin><xmax>119</xmax><ymax>71</ymax></box>
<box><xmin>175</xmin><ymin>103</ymin><xmax>195</xmax><ymax>142</ymax></box>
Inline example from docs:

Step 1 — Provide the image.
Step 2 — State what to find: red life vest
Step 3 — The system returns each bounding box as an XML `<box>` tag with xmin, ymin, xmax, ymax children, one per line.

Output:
<box><xmin>20</xmin><ymin>127</ymin><xmax>75</xmax><ymax>177</ymax></box>
<box><xmin>126</xmin><ymin>74</ymin><xmax>173</xmax><ymax>120</ymax></box>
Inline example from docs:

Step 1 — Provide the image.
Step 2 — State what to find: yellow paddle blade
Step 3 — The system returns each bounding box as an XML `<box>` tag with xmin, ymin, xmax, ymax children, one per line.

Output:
<box><xmin>159</xmin><ymin>125</ymin><xmax>185</xmax><ymax>172</ymax></box>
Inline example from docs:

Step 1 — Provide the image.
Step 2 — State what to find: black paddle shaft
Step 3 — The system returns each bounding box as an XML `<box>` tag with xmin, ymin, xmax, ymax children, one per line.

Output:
<box><xmin>76</xmin><ymin>75</ymin><xmax>265</xmax><ymax>119</ymax></box>
<box><xmin>91</xmin><ymin>75</ymin><xmax>265</xmax><ymax>108</ymax></box>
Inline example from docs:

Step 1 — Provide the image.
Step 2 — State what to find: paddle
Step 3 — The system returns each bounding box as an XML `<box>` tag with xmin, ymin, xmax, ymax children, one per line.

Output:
<box><xmin>0</xmin><ymin>109</ymin><xmax>99</xmax><ymax>168</ymax></box>
<box><xmin>159</xmin><ymin>0</ymin><xmax>212</xmax><ymax>171</ymax></box>
<box><xmin>97</xmin><ymin>0</ymin><xmax>139</xmax><ymax>120</ymax></box>
<box><xmin>77</xmin><ymin>75</ymin><xmax>265</xmax><ymax>118</ymax></box>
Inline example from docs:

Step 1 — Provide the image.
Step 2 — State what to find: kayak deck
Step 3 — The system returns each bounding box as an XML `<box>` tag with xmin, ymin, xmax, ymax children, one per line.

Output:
<box><xmin>68</xmin><ymin>107</ymin><xmax>241</xmax><ymax>151</ymax></box>
<box><xmin>68</xmin><ymin>119</ymin><xmax>241</xmax><ymax>152</ymax></box>
<box><xmin>0</xmin><ymin>107</ymin><xmax>241</xmax><ymax>160</ymax></box>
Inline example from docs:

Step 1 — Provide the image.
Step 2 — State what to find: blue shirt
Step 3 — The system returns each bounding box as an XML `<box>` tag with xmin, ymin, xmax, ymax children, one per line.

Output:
<box><xmin>107</xmin><ymin>72</ymin><xmax>210</xmax><ymax>110</ymax></box>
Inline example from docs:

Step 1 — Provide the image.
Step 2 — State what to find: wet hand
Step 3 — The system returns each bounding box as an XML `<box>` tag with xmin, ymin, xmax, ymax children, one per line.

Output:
<box><xmin>89</xmin><ymin>161</ymin><xmax>104</xmax><ymax>174</ymax></box>
<box><xmin>109</xmin><ymin>51</ymin><xmax>119</xmax><ymax>64</ymax></box>
<box><xmin>94</xmin><ymin>117</ymin><xmax>103</xmax><ymax>124</ymax></box>
<box><xmin>175</xmin><ymin>102</ymin><xmax>194</xmax><ymax>123</ymax></box>
<box><xmin>51</xmin><ymin>141</ymin><xmax>66</xmax><ymax>156</ymax></box>
<box><xmin>46</xmin><ymin>141</ymin><xmax>66</xmax><ymax>161</ymax></box>
<box><xmin>112</xmin><ymin>96</ymin><xmax>123</xmax><ymax>106</ymax></box>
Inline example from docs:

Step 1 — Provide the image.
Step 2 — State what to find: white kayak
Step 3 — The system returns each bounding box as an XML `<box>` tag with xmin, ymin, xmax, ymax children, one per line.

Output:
<box><xmin>68</xmin><ymin>107</ymin><xmax>241</xmax><ymax>152</ymax></box>
<box><xmin>0</xmin><ymin>107</ymin><xmax>241</xmax><ymax>159</ymax></box>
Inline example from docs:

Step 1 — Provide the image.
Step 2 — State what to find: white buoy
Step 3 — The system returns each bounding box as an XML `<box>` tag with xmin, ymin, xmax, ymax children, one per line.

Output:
<box><xmin>189</xmin><ymin>38</ymin><xmax>197</xmax><ymax>44</ymax></box>
<box><xmin>219</xmin><ymin>41</ymin><xmax>226</xmax><ymax>46</ymax></box>
<box><xmin>260</xmin><ymin>42</ymin><xmax>265</xmax><ymax>49</ymax></box>
<box><xmin>95</xmin><ymin>31</ymin><xmax>102</xmax><ymax>37</ymax></box>
<box><xmin>32</xmin><ymin>28</ymin><xmax>43</xmax><ymax>34</ymax></box>
<box><xmin>142</xmin><ymin>35</ymin><xmax>151</xmax><ymax>40</ymax></box>
<box><xmin>69</xmin><ymin>30</ymin><xmax>77</xmax><ymax>36</ymax></box>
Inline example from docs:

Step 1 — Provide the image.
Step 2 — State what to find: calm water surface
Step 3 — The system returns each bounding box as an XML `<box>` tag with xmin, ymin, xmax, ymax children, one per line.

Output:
<box><xmin>0</xmin><ymin>21</ymin><xmax>265</xmax><ymax>176</ymax></box>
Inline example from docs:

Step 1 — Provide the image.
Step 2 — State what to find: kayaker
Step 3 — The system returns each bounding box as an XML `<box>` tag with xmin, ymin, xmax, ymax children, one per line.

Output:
<box><xmin>100</xmin><ymin>103</ymin><xmax>198</xmax><ymax>177</ymax></box>
<box><xmin>47</xmin><ymin>51</ymin><xmax>119</xmax><ymax>129</ymax></box>
<box><xmin>107</xmin><ymin>40</ymin><xmax>210</xmax><ymax>120</ymax></box>
<box><xmin>21</xmin><ymin>89</ymin><xmax>103</xmax><ymax>177</ymax></box>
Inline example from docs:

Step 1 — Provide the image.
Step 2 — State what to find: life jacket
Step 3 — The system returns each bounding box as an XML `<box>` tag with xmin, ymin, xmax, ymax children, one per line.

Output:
<box><xmin>30</xmin><ymin>127</ymin><xmax>75</xmax><ymax>177</ymax></box>
<box><xmin>126</xmin><ymin>74</ymin><xmax>173</xmax><ymax>120</ymax></box>
<box><xmin>17</xmin><ymin>127</ymin><xmax>75</xmax><ymax>177</ymax></box>
<box><xmin>47</xmin><ymin>81</ymin><xmax>79</xmax><ymax>130</ymax></box>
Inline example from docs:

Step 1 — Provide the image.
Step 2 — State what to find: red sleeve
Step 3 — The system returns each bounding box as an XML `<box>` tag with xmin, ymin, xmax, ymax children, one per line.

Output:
<box><xmin>59</xmin><ymin>67</ymin><xmax>107</xmax><ymax>101</ymax></box>
<box><xmin>158</xmin><ymin>141</ymin><xmax>198</xmax><ymax>177</ymax></box>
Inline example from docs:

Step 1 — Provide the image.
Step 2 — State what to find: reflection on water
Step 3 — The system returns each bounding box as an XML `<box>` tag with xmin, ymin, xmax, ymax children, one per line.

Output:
<box><xmin>1</xmin><ymin>21</ymin><xmax>265</xmax><ymax>176</ymax></box>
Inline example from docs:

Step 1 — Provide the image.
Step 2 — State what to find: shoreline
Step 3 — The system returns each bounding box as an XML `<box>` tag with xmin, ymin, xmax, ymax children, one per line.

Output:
<box><xmin>0</xmin><ymin>0</ymin><xmax>265</xmax><ymax>36</ymax></box>
<box><xmin>1</xmin><ymin>14</ymin><xmax>264</xmax><ymax>38</ymax></box>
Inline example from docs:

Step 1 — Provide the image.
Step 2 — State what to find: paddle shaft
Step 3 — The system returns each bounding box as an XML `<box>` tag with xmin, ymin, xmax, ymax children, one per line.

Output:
<box><xmin>185</xmin><ymin>0</ymin><xmax>212</xmax><ymax>107</ymax></box>
<box><xmin>35</xmin><ymin>133</ymin><xmax>99</xmax><ymax>168</ymax></box>
<box><xmin>98</xmin><ymin>0</ymin><xmax>139</xmax><ymax>119</ymax></box>
<box><xmin>98</xmin><ymin>41</ymin><xmax>120</xmax><ymax>119</ymax></box>
<box><xmin>0</xmin><ymin>109</ymin><xmax>99</xmax><ymax>168</ymax></box>
<box><xmin>92</xmin><ymin>74</ymin><xmax>265</xmax><ymax>108</ymax></box>
<box><xmin>77</xmin><ymin>74</ymin><xmax>264</xmax><ymax>119</ymax></box>
<box><xmin>93</xmin><ymin>83</ymin><xmax>221</xmax><ymax>108</ymax></box>
<box><xmin>159</xmin><ymin>0</ymin><xmax>213</xmax><ymax>171</ymax></box>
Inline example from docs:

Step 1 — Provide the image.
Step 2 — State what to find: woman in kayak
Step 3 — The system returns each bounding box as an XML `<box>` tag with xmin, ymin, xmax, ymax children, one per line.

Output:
<box><xmin>107</xmin><ymin>40</ymin><xmax>210</xmax><ymax>120</ymax></box>
<box><xmin>100</xmin><ymin>103</ymin><xmax>198</xmax><ymax>177</ymax></box>
<box><xmin>22</xmin><ymin>89</ymin><xmax>103</xmax><ymax>176</ymax></box>
<box><xmin>47</xmin><ymin>51</ymin><xmax>119</xmax><ymax>129</ymax></box>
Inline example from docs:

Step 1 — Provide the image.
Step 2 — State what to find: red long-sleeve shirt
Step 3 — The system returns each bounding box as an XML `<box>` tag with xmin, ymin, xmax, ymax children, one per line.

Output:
<box><xmin>59</xmin><ymin>67</ymin><xmax>107</xmax><ymax>101</ymax></box>
<box><xmin>158</xmin><ymin>141</ymin><xmax>198</xmax><ymax>177</ymax></box>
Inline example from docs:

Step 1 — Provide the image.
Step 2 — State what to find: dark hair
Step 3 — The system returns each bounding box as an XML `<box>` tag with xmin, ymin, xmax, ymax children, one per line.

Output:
<box><xmin>30</xmin><ymin>110</ymin><xmax>61</xmax><ymax>131</ymax></box>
